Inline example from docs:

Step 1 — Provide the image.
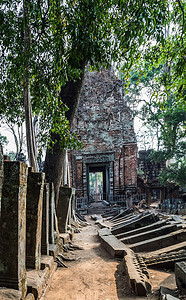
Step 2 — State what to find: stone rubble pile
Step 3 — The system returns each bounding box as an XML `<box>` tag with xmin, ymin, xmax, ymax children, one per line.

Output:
<box><xmin>97</xmin><ymin>207</ymin><xmax>186</xmax><ymax>297</ymax></box>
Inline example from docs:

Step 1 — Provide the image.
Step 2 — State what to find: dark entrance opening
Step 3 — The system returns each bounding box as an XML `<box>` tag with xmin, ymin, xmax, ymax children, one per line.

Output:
<box><xmin>87</xmin><ymin>164</ymin><xmax>109</xmax><ymax>202</ymax></box>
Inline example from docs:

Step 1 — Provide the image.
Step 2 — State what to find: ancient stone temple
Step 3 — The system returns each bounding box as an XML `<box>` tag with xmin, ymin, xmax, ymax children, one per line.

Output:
<box><xmin>69</xmin><ymin>69</ymin><xmax>138</xmax><ymax>201</ymax></box>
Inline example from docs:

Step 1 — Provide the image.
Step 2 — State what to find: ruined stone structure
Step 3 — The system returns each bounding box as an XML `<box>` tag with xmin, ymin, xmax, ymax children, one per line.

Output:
<box><xmin>137</xmin><ymin>150</ymin><xmax>183</xmax><ymax>206</ymax></box>
<box><xmin>0</xmin><ymin>153</ymin><xmax>59</xmax><ymax>299</ymax></box>
<box><xmin>69</xmin><ymin>69</ymin><xmax>138</xmax><ymax>200</ymax></box>
<box><xmin>0</xmin><ymin>143</ymin><xmax>3</xmax><ymax>214</ymax></box>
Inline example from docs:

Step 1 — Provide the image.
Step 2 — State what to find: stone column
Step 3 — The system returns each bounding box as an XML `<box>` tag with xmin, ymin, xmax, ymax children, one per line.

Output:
<box><xmin>0</xmin><ymin>143</ymin><xmax>4</xmax><ymax>216</ymax></box>
<box><xmin>0</xmin><ymin>161</ymin><xmax>28</xmax><ymax>298</ymax></box>
<box><xmin>70</xmin><ymin>188</ymin><xmax>76</xmax><ymax>223</ymax></box>
<box><xmin>26</xmin><ymin>168</ymin><xmax>45</xmax><ymax>270</ymax></box>
<box><xmin>147</xmin><ymin>187</ymin><xmax>151</xmax><ymax>207</ymax></box>
<box><xmin>114</xmin><ymin>153</ymin><xmax>120</xmax><ymax>194</ymax></box>
<box><xmin>57</xmin><ymin>186</ymin><xmax>72</xmax><ymax>233</ymax></box>
<box><xmin>41</xmin><ymin>183</ymin><xmax>49</xmax><ymax>255</ymax></box>
<box><xmin>49</xmin><ymin>183</ymin><xmax>55</xmax><ymax>245</ymax></box>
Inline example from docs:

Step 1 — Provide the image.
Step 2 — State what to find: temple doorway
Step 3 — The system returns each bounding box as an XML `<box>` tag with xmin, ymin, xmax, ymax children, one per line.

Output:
<box><xmin>87</xmin><ymin>164</ymin><xmax>109</xmax><ymax>202</ymax></box>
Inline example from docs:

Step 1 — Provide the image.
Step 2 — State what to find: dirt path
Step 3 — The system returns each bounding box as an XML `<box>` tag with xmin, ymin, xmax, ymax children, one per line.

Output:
<box><xmin>42</xmin><ymin>216</ymin><xmax>176</xmax><ymax>300</ymax></box>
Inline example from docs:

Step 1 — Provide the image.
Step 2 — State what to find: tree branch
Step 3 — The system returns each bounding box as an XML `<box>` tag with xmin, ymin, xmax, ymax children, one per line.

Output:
<box><xmin>177</xmin><ymin>0</ymin><xmax>185</xmax><ymax>38</ymax></box>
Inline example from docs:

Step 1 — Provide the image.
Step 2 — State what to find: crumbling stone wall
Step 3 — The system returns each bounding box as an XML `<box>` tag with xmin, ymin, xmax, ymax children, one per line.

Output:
<box><xmin>138</xmin><ymin>150</ymin><xmax>165</xmax><ymax>181</ymax></box>
<box><xmin>69</xmin><ymin>69</ymin><xmax>138</xmax><ymax>197</ymax></box>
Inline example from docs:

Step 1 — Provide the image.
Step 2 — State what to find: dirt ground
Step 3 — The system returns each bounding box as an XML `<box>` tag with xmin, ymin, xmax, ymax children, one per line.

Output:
<box><xmin>42</xmin><ymin>216</ymin><xmax>176</xmax><ymax>300</ymax></box>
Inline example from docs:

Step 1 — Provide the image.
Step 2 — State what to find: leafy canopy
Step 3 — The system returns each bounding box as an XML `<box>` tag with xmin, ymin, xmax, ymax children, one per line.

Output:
<box><xmin>120</xmin><ymin>0</ymin><xmax>186</xmax><ymax>186</ymax></box>
<box><xmin>0</xmin><ymin>0</ymin><xmax>170</xmax><ymax>151</ymax></box>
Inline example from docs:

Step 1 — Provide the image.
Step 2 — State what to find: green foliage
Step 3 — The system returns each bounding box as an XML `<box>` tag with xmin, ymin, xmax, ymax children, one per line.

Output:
<box><xmin>121</xmin><ymin>0</ymin><xmax>186</xmax><ymax>186</ymax></box>
<box><xmin>0</xmin><ymin>133</ymin><xmax>8</xmax><ymax>147</ymax></box>
<box><xmin>89</xmin><ymin>172</ymin><xmax>103</xmax><ymax>193</ymax></box>
<box><xmin>159</xmin><ymin>160</ymin><xmax>186</xmax><ymax>187</ymax></box>
<box><xmin>0</xmin><ymin>0</ymin><xmax>82</xmax><ymax>151</ymax></box>
<box><xmin>0</xmin><ymin>0</ymin><xmax>175</xmax><ymax>153</ymax></box>
<box><xmin>8</xmin><ymin>151</ymin><xmax>16</xmax><ymax>161</ymax></box>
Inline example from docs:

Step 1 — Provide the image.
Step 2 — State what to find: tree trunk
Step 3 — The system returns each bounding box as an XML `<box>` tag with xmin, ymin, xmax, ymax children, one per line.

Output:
<box><xmin>23</xmin><ymin>0</ymin><xmax>38</xmax><ymax>171</ymax></box>
<box><xmin>44</xmin><ymin>64</ymin><xmax>86</xmax><ymax>204</ymax></box>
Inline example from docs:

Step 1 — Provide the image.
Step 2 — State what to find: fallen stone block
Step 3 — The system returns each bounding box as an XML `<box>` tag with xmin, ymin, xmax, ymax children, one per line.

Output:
<box><xmin>40</xmin><ymin>255</ymin><xmax>55</xmax><ymax>271</ymax></box>
<box><xmin>164</xmin><ymin>295</ymin><xmax>180</xmax><ymax>300</ymax></box>
<box><xmin>108</xmin><ymin>208</ymin><xmax>133</xmax><ymax>222</ymax></box>
<box><xmin>172</xmin><ymin>215</ymin><xmax>185</xmax><ymax>223</ymax></box>
<box><xmin>116</xmin><ymin>220</ymin><xmax>167</xmax><ymax>240</ymax></box>
<box><xmin>0</xmin><ymin>289</ymin><xmax>35</xmax><ymax>300</ymax></box>
<box><xmin>111</xmin><ymin>213</ymin><xmax>135</xmax><ymax>225</ymax></box>
<box><xmin>0</xmin><ymin>288</ymin><xmax>22</xmax><ymax>300</ymax></box>
<box><xmin>100</xmin><ymin>235</ymin><xmax>128</xmax><ymax>258</ymax></box>
<box><xmin>160</xmin><ymin>286</ymin><xmax>179</xmax><ymax>300</ymax></box>
<box><xmin>96</xmin><ymin>220</ymin><xmax>110</xmax><ymax>229</ymax></box>
<box><xmin>102</xmin><ymin>209</ymin><xmax>119</xmax><ymax>219</ymax></box>
<box><xmin>175</xmin><ymin>261</ymin><xmax>186</xmax><ymax>294</ymax></box>
<box><xmin>129</xmin><ymin>229</ymin><xmax>186</xmax><ymax>252</ymax></box>
<box><xmin>27</xmin><ymin>258</ymin><xmax>57</xmax><ymax>299</ymax></box>
<box><xmin>143</xmin><ymin>249</ymin><xmax>186</xmax><ymax>268</ymax></box>
<box><xmin>142</xmin><ymin>241</ymin><xmax>186</xmax><ymax>258</ymax></box>
<box><xmin>121</xmin><ymin>249</ymin><xmax>151</xmax><ymax>296</ymax></box>
<box><xmin>49</xmin><ymin>244</ymin><xmax>58</xmax><ymax>258</ymax></box>
<box><xmin>98</xmin><ymin>228</ymin><xmax>112</xmax><ymax>238</ymax></box>
<box><xmin>121</xmin><ymin>224</ymin><xmax>178</xmax><ymax>245</ymax></box>
<box><xmin>111</xmin><ymin>212</ymin><xmax>159</xmax><ymax>235</ymax></box>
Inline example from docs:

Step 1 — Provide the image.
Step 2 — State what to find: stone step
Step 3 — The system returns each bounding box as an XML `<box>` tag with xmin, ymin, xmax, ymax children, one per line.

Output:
<box><xmin>129</xmin><ymin>229</ymin><xmax>186</xmax><ymax>253</ymax></box>
<box><xmin>115</xmin><ymin>220</ymin><xmax>167</xmax><ymax>240</ymax></box>
<box><xmin>121</xmin><ymin>224</ymin><xmax>178</xmax><ymax>245</ymax></box>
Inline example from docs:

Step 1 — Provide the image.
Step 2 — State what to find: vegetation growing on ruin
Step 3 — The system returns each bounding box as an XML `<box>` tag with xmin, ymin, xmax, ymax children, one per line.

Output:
<box><xmin>0</xmin><ymin>0</ymin><xmax>185</xmax><ymax>196</ymax></box>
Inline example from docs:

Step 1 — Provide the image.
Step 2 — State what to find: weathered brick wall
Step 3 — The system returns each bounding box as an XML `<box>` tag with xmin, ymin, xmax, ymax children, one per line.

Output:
<box><xmin>72</xmin><ymin>69</ymin><xmax>136</xmax><ymax>152</ymax></box>
<box><xmin>70</xmin><ymin>69</ymin><xmax>137</xmax><ymax>196</ymax></box>
<box><xmin>138</xmin><ymin>150</ymin><xmax>166</xmax><ymax>180</ymax></box>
